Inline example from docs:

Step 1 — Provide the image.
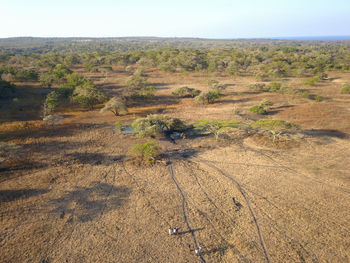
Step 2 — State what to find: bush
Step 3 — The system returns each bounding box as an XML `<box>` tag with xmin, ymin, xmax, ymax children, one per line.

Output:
<box><xmin>300</xmin><ymin>90</ymin><xmax>310</xmax><ymax>99</ymax></box>
<box><xmin>249</xmin><ymin>105</ymin><xmax>267</xmax><ymax>114</ymax></box>
<box><xmin>248</xmin><ymin>83</ymin><xmax>266</xmax><ymax>92</ymax></box>
<box><xmin>100</xmin><ymin>96</ymin><xmax>128</xmax><ymax>117</ymax></box>
<box><xmin>259</xmin><ymin>99</ymin><xmax>273</xmax><ymax>107</ymax></box>
<box><xmin>125</xmin><ymin>74</ymin><xmax>148</xmax><ymax>89</ymax></box>
<box><xmin>267</xmin><ymin>82</ymin><xmax>282</xmax><ymax>92</ymax></box>
<box><xmin>115</xmin><ymin>121</ymin><xmax>122</xmax><ymax>131</ymax></box>
<box><xmin>251</xmin><ymin>119</ymin><xmax>299</xmax><ymax>131</ymax></box>
<box><xmin>315</xmin><ymin>95</ymin><xmax>324</xmax><ymax>102</ymax></box>
<box><xmin>131</xmin><ymin>114</ymin><xmax>186</xmax><ymax>137</ymax></box>
<box><xmin>129</xmin><ymin>139</ymin><xmax>161</xmax><ymax>165</ymax></box>
<box><xmin>341</xmin><ymin>83</ymin><xmax>350</xmax><ymax>94</ymax></box>
<box><xmin>195</xmin><ymin>90</ymin><xmax>221</xmax><ymax>104</ymax></box>
<box><xmin>254</xmin><ymin>73</ymin><xmax>270</xmax><ymax>81</ymax></box>
<box><xmin>45</xmin><ymin>91</ymin><xmax>60</xmax><ymax>110</ymax></box>
<box><xmin>209</xmin><ymin>81</ymin><xmax>226</xmax><ymax>92</ymax></box>
<box><xmin>130</xmin><ymin>86</ymin><xmax>156</xmax><ymax>100</ymax></box>
<box><xmin>72</xmin><ymin>82</ymin><xmax>106</xmax><ymax>109</ymax></box>
<box><xmin>172</xmin><ymin>86</ymin><xmax>201</xmax><ymax>97</ymax></box>
<box><xmin>194</xmin><ymin>120</ymin><xmax>239</xmax><ymax>140</ymax></box>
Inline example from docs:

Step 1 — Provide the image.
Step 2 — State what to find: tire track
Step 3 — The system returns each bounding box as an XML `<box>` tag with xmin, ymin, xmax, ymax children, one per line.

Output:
<box><xmin>186</xmin><ymin>158</ymin><xmax>321</xmax><ymax>262</ymax></box>
<box><xmin>195</xmin><ymin>158</ymin><xmax>271</xmax><ymax>263</ymax></box>
<box><xmin>181</xmin><ymin>160</ymin><xmax>252</xmax><ymax>262</ymax></box>
<box><xmin>245</xmin><ymin>191</ymin><xmax>320</xmax><ymax>263</ymax></box>
<box><xmin>169</xmin><ymin>162</ymin><xmax>207</xmax><ymax>263</ymax></box>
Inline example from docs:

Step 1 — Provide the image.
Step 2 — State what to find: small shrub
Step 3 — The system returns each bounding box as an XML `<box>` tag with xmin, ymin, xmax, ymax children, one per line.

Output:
<box><xmin>341</xmin><ymin>83</ymin><xmax>350</xmax><ymax>94</ymax></box>
<box><xmin>315</xmin><ymin>95</ymin><xmax>324</xmax><ymax>102</ymax></box>
<box><xmin>125</xmin><ymin>65</ymin><xmax>134</xmax><ymax>74</ymax></box>
<box><xmin>248</xmin><ymin>83</ymin><xmax>266</xmax><ymax>92</ymax></box>
<box><xmin>316</xmin><ymin>71</ymin><xmax>328</xmax><ymax>80</ymax></box>
<box><xmin>210</xmin><ymin>82</ymin><xmax>226</xmax><ymax>92</ymax></box>
<box><xmin>131</xmin><ymin>114</ymin><xmax>186</xmax><ymax>137</ymax></box>
<box><xmin>236</xmin><ymin>92</ymin><xmax>244</xmax><ymax>96</ymax></box>
<box><xmin>129</xmin><ymin>139</ymin><xmax>161</xmax><ymax>165</ymax></box>
<box><xmin>172</xmin><ymin>86</ymin><xmax>201</xmax><ymax>97</ymax></box>
<box><xmin>115</xmin><ymin>121</ymin><xmax>122</xmax><ymax>131</ymax></box>
<box><xmin>300</xmin><ymin>90</ymin><xmax>311</xmax><ymax>99</ymax></box>
<box><xmin>259</xmin><ymin>99</ymin><xmax>273</xmax><ymax>107</ymax></box>
<box><xmin>267</xmin><ymin>82</ymin><xmax>282</xmax><ymax>92</ymax></box>
<box><xmin>254</xmin><ymin>72</ymin><xmax>270</xmax><ymax>81</ymax></box>
<box><xmin>249</xmin><ymin>105</ymin><xmax>267</xmax><ymax>115</ymax></box>
<box><xmin>251</xmin><ymin>119</ymin><xmax>299</xmax><ymax>131</ymax></box>
<box><xmin>195</xmin><ymin>90</ymin><xmax>221</xmax><ymax>104</ymax></box>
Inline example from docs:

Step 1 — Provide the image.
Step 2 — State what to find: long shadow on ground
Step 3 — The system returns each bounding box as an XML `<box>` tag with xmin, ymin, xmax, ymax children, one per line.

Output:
<box><xmin>49</xmin><ymin>182</ymin><xmax>130</xmax><ymax>222</ymax></box>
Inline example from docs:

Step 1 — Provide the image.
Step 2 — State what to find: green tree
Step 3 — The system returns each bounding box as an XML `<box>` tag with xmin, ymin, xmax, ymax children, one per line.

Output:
<box><xmin>194</xmin><ymin>120</ymin><xmax>239</xmax><ymax>140</ymax></box>
<box><xmin>45</xmin><ymin>91</ymin><xmax>60</xmax><ymax>111</ymax></box>
<box><xmin>72</xmin><ymin>82</ymin><xmax>106</xmax><ymax>109</ymax></box>
<box><xmin>100</xmin><ymin>96</ymin><xmax>128</xmax><ymax>117</ymax></box>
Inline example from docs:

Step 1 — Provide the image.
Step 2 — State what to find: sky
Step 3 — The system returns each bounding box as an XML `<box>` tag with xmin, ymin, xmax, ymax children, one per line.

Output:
<box><xmin>1</xmin><ymin>0</ymin><xmax>350</xmax><ymax>38</ymax></box>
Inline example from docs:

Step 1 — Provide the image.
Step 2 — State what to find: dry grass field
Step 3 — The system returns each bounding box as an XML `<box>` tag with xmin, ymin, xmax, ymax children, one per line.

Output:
<box><xmin>1</xmin><ymin>68</ymin><xmax>350</xmax><ymax>262</ymax></box>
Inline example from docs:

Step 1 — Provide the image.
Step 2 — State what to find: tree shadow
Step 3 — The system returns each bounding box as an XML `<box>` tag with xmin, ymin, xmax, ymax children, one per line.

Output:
<box><xmin>178</xmin><ymin>227</ymin><xmax>204</xmax><ymax>235</ymax></box>
<box><xmin>64</xmin><ymin>152</ymin><xmax>125</xmax><ymax>165</ymax></box>
<box><xmin>219</xmin><ymin>98</ymin><xmax>250</xmax><ymax>104</ymax></box>
<box><xmin>0</xmin><ymin>189</ymin><xmax>50</xmax><ymax>202</ymax></box>
<box><xmin>165</xmin><ymin>148</ymin><xmax>199</xmax><ymax>160</ymax></box>
<box><xmin>49</xmin><ymin>182</ymin><xmax>130</xmax><ymax>222</ymax></box>
<box><xmin>0</xmin><ymin>123</ymin><xmax>110</xmax><ymax>142</ymax></box>
<box><xmin>128</xmin><ymin>95</ymin><xmax>180</xmax><ymax>108</ymax></box>
<box><xmin>303</xmin><ymin>129</ymin><xmax>349</xmax><ymax>139</ymax></box>
<box><xmin>201</xmin><ymin>244</ymin><xmax>236</xmax><ymax>256</ymax></box>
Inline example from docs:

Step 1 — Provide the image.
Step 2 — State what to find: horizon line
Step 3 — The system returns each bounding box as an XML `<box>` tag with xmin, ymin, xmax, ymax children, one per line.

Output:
<box><xmin>1</xmin><ymin>35</ymin><xmax>350</xmax><ymax>41</ymax></box>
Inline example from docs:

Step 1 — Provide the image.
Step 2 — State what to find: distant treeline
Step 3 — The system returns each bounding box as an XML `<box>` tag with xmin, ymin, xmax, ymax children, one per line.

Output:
<box><xmin>1</xmin><ymin>37</ymin><xmax>350</xmax><ymax>54</ymax></box>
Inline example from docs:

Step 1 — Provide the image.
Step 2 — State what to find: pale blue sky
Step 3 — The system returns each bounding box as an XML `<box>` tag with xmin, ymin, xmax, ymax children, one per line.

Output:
<box><xmin>1</xmin><ymin>0</ymin><xmax>349</xmax><ymax>38</ymax></box>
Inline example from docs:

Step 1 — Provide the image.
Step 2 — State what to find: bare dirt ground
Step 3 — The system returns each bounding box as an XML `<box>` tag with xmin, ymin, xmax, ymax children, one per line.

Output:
<box><xmin>1</xmin><ymin>69</ymin><xmax>350</xmax><ymax>262</ymax></box>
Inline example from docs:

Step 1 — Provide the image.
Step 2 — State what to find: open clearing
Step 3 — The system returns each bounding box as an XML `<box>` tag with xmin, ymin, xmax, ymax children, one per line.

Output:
<box><xmin>1</xmin><ymin>69</ymin><xmax>350</xmax><ymax>262</ymax></box>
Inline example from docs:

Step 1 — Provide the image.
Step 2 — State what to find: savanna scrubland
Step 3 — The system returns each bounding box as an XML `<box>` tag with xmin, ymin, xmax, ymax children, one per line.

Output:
<box><xmin>1</xmin><ymin>38</ymin><xmax>350</xmax><ymax>262</ymax></box>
